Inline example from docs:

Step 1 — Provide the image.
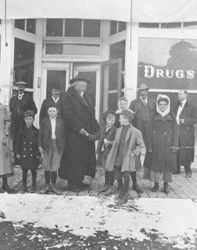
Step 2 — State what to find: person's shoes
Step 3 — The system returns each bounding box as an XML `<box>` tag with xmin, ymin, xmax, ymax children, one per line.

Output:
<box><xmin>50</xmin><ymin>184</ymin><xmax>61</xmax><ymax>195</ymax></box>
<box><xmin>151</xmin><ymin>183</ymin><xmax>159</xmax><ymax>192</ymax></box>
<box><xmin>117</xmin><ymin>194</ymin><xmax>128</xmax><ymax>205</ymax></box>
<box><xmin>173</xmin><ymin>170</ymin><xmax>180</xmax><ymax>174</ymax></box>
<box><xmin>2</xmin><ymin>184</ymin><xmax>13</xmax><ymax>193</ymax></box>
<box><xmin>68</xmin><ymin>185</ymin><xmax>80</xmax><ymax>192</ymax></box>
<box><xmin>163</xmin><ymin>182</ymin><xmax>170</xmax><ymax>194</ymax></box>
<box><xmin>19</xmin><ymin>184</ymin><xmax>27</xmax><ymax>194</ymax></box>
<box><xmin>30</xmin><ymin>184</ymin><xmax>36</xmax><ymax>193</ymax></box>
<box><xmin>40</xmin><ymin>184</ymin><xmax>51</xmax><ymax>194</ymax></box>
<box><xmin>97</xmin><ymin>184</ymin><xmax>110</xmax><ymax>192</ymax></box>
<box><xmin>185</xmin><ymin>172</ymin><xmax>192</xmax><ymax>178</ymax></box>
<box><xmin>133</xmin><ymin>184</ymin><xmax>143</xmax><ymax>193</ymax></box>
<box><xmin>77</xmin><ymin>183</ymin><xmax>89</xmax><ymax>191</ymax></box>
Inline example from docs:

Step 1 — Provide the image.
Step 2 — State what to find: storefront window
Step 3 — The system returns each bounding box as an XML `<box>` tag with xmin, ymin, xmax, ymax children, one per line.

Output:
<box><xmin>138</xmin><ymin>38</ymin><xmax>197</xmax><ymax>106</ymax></box>
<box><xmin>64</xmin><ymin>19</ymin><xmax>82</xmax><ymax>37</ymax></box>
<box><xmin>84</xmin><ymin>20</ymin><xmax>100</xmax><ymax>37</ymax></box>
<box><xmin>15</xmin><ymin>19</ymin><xmax>36</xmax><ymax>34</ymax></box>
<box><xmin>27</xmin><ymin>19</ymin><xmax>36</xmax><ymax>33</ymax></box>
<box><xmin>46</xmin><ymin>19</ymin><xmax>63</xmax><ymax>36</ymax></box>
<box><xmin>14</xmin><ymin>38</ymin><xmax>35</xmax><ymax>88</ymax></box>
<box><xmin>15</xmin><ymin>19</ymin><xmax>25</xmax><ymax>30</ymax></box>
<box><xmin>161</xmin><ymin>22</ymin><xmax>181</xmax><ymax>29</ymax></box>
<box><xmin>139</xmin><ymin>23</ymin><xmax>159</xmax><ymax>28</ymax></box>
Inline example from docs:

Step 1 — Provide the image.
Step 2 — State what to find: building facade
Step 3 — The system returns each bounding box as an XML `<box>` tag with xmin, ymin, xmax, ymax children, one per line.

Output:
<box><xmin>1</xmin><ymin>19</ymin><xmax>197</xmax><ymax>126</ymax></box>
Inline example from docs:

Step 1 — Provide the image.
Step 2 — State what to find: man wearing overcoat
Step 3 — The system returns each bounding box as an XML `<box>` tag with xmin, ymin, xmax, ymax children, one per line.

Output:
<box><xmin>174</xmin><ymin>89</ymin><xmax>197</xmax><ymax>177</ymax></box>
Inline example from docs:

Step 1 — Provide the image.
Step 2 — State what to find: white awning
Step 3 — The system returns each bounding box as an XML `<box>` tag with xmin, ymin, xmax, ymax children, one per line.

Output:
<box><xmin>0</xmin><ymin>0</ymin><xmax>197</xmax><ymax>23</ymax></box>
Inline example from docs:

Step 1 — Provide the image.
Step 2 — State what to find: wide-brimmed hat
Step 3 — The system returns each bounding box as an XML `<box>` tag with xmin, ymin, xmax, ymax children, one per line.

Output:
<box><xmin>69</xmin><ymin>77</ymin><xmax>90</xmax><ymax>85</ymax></box>
<box><xmin>24</xmin><ymin>110</ymin><xmax>34</xmax><ymax>118</ymax></box>
<box><xmin>121</xmin><ymin>109</ymin><xmax>134</xmax><ymax>122</ymax></box>
<box><xmin>138</xmin><ymin>83</ymin><xmax>149</xmax><ymax>91</ymax></box>
<box><xmin>15</xmin><ymin>81</ymin><xmax>27</xmax><ymax>86</ymax></box>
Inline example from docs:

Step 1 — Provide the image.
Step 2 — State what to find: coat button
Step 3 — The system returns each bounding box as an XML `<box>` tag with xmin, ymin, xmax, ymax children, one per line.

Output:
<box><xmin>30</xmin><ymin>148</ymin><xmax>32</xmax><ymax>150</ymax></box>
<box><xmin>24</xmin><ymin>148</ymin><xmax>26</xmax><ymax>150</ymax></box>
<box><xmin>23</xmin><ymin>155</ymin><xmax>26</xmax><ymax>157</ymax></box>
<box><xmin>30</xmin><ymin>142</ymin><xmax>32</xmax><ymax>144</ymax></box>
<box><xmin>30</xmin><ymin>154</ymin><xmax>33</xmax><ymax>157</ymax></box>
<box><xmin>164</xmin><ymin>132</ymin><xmax>167</xmax><ymax>134</ymax></box>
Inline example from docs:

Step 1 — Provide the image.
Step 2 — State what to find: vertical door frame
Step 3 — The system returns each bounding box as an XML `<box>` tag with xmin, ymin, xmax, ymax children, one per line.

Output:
<box><xmin>100</xmin><ymin>58</ymin><xmax>122</xmax><ymax>113</ymax></box>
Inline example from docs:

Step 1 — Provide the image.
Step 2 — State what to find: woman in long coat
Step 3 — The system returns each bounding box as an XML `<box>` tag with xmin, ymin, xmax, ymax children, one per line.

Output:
<box><xmin>59</xmin><ymin>77</ymin><xmax>99</xmax><ymax>191</ymax></box>
<box><xmin>144</xmin><ymin>95</ymin><xmax>179</xmax><ymax>194</ymax></box>
<box><xmin>0</xmin><ymin>102</ymin><xmax>13</xmax><ymax>193</ymax></box>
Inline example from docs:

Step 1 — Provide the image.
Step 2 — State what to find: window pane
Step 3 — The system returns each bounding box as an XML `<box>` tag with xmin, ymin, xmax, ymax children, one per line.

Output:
<box><xmin>14</xmin><ymin>38</ymin><xmax>35</xmax><ymax>88</ymax></box>
<box><xmin>110</xmin><ymin>21</ymin><xmax>117</xmax><ymax>35</ymax></box>
<box><xmin>15</xmin><ymin>19</ymin><xmax>25</xmax><ymax>30</ymax></box>
<box><xmin>46</xmin><ymin>44</ymin><xmax>62</xmax><ymax>54</ymax></box>
<box><xmin>65</xmin><ymin>19</ymin><xmax>82</xmax><ymax>37</ymax></box>
<box><xmin>83</xmin><ymin>20</ymin><xmax>100</xmax><ymax>37</ymax></box>
<box><xmin>139</xmin><ymin>23</ymin><xmax>159</xmax><ymax>28</ymax></box>
<box><xmin>161</xmin><ymin>22</ymin><xmax>181</xmax><ymax>29</ymax></box>
<box><xmin>46</xmin><ymin>19</ymin><xmax>63</xmax><ymax>36</ymax></box>
<box><xmin>46</xmin><ymin>70</ymin><xmax>66</xmax><ymax>98</ymax></box>
<box><xmin>108</xmin><ymin>93</ymin><xmax>118</xmax><ymax>111</ymax></box>
<box><xmin>118</xmin><ymin>22</ymin><xmax>126</xmax><ymax>32</ymax></box>
<box><xmin>27</xmin><ymin>19</ymin><xmax>36</xmax><ymax>34</ymax></box>
<box><xmin>183</xmin><ymin>22</ymin><xmax>197</xmax><ymax>29</ymax></box>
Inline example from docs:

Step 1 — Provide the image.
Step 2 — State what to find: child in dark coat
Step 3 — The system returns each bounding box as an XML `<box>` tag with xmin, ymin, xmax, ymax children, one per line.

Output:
<box><xmin>38</xmin><ymin>105</ymin><xmax>65</xmax><ymax>195</ymax></box>
<box><xmin>16</xmin><ymin>110</ymin><xmax>40</xmax><ymax>193</ymax></box>
<box><xmin>89</xmin><ymin>111</ymin><xmax>117</xmax><ymax>192</ymax></box>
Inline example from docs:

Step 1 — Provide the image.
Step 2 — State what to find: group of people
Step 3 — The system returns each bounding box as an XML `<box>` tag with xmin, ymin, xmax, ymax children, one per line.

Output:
<box><xmin>0</xmin><ymin>78</ymin><xmax>197</xmax><ymax>204</ymax></box>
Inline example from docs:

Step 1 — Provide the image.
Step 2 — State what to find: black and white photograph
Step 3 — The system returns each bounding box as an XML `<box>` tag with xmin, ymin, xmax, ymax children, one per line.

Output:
<box><xmin>1</xmin><ymin>0</ymin><xmax>197</xmax><ymax>249</ymax></box>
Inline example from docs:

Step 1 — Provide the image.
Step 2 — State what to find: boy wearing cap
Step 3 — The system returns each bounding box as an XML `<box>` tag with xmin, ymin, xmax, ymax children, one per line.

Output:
<box><xmin>38</xmin><ymin>105</ymin><xmax>65</xmax><ymax>195</ymax></box>
<box><xmin>39</xmin><ymin>84</ymin><xmax>63</xmax><ymax>124</ymax></box>
<box><xmin>15</xmin><ymin>110</ymin><xmax>40</xmax><ymax>193</ymax></box>
<box><xmin>105</xmin><ymin>109</ymin><xmax>145</xmax><ymax>204</ymax></box>
<box><xmin>9</xmin><ymin>81</ymin><xmax>37</xmax><ymax>164</ymax></box>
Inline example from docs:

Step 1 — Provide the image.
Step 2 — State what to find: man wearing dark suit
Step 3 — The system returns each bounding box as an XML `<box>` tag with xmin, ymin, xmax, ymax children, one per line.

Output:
<box><xmin>9</xmin><ymin>81</ymin><xmax>37</xmax><ymax>164</ymax></box>
<box><xmin>39</xmin><ymin>84</ymin><xmax>62</xmax><ymax>124</ymax></box>
<box><xmin>129</xmin><ymin>83</ymin><xmax>156</xmax><ymax>147</ymax></box>
<box><xmin>174</xmin><ymin>89</ymin><xmax>197</xmax><ymax>178</ymax></box>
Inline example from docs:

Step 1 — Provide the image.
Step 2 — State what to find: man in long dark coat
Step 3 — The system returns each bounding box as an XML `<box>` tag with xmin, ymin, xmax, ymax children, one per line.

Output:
<box><xmin>59</xmin><ymin>77</ymin><xmax>99</xmax><ymax>191</ymax></box>
<box><xmin>174</xmin><ymin>89</ymin><xmax>197</xmax><ymax>177</ymax></box>
<box><xmin>9</xmin><ymin>81</ymin><xmax>37</xmax><ymax>164</ymax></box>
<box><xmin>39</xmin><ymin>83</ymin><xmax>63</xmax><ymax>124</ymax></box>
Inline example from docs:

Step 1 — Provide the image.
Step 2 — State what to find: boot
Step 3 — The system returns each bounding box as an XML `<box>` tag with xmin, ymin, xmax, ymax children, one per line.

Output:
<box><xmin>50</xmin><ymin>172</ymin><xmax>60</xmax><ymax>195</ymax></box>
<box><xmin>130</xmin><ymin>171</ymin><xmax>143</xmax><ymax>193</ymax></box>
<box><xmin>19</xmin><ymin>184</ymin><xmax>27</xmax><ymax>193</ymax></box>
<box><xmin>163</xmin><ymin>182</ymin><xmax>170</xmax><ymax>194</ymax></box>
<box><xmin>98</xmin><ymin>171</ymin><xmax>110</xmax><ymax>192</ymax></box>
<box><xmin>30</xmin><ymin>183</ymin><xmax>36</xmax><ymax>193</ymax></box>
<box><xmin>151</xmin><ymin>182</ymin><xmax>159</xmax><ymax>192</ymax></box>
<box><xmin>117</xmin><ymin>173</ymin><xmax>130</xmax><ymax>205</ymax></box>
<box><xmin>40</xmin><ymin>184</ymin><xmax>51</xmax><ymax>194</ymax></box>
<box><xmin>2</xmin><ymin>177</ymin><xmax>13</xmax><ymax>193</ymax></box>
<box><xmin>174</xmin><ymin>165</ymin><xmax>180</xmax><ymax>174</ymax></box>
<box><xmin>40</xmin><ymin>171</ymin><xmax>51</xmax><ymax>194</ymax></box>
<box><xmin>185</xmin><ymin>166</ymin><xmax>192</xmax><ymax>178</ymax></box>
<box><xmin>30</xmin><ymin>169</ymin><xmax>37</xmax><ymax>193</ymax></box>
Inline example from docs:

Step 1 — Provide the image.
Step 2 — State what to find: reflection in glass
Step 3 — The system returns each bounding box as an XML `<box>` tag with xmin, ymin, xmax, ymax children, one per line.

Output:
<box><xmin>14</xmin><ymin>38</ymin><xmax>35</xmax><ymax>88</ymax></box>
<box><xmin>46</xmin><ymin>19</ymin><xmax>63</xmax><ymax>36</ymax></box>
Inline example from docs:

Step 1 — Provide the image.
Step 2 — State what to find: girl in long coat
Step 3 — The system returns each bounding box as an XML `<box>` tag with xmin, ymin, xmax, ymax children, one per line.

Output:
<box><xmin>0</xmin><ymin>103</ymin><xmax>13</xmax><ymax>193</ymax></box>
<box><xmin>59</xmin><ymin>77</ymin><xmax>99</xmax><ymax>191</ymax></box>
<box><xmin>144</xmin><ymin>95</ymin><xmax>179</xmax><ymax>194</ymax></box>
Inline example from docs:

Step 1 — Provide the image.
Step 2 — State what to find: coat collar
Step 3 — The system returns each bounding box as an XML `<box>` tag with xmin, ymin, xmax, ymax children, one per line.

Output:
<box><xmin>117</xmin><ymin>125</ymin><xmax>134</xmax><ymax>142</ymax></box>
<box><xmin>67</xmin><ymin>86</ymin><xmax>91</xmax><ymax>107</ymax></box>
<box><xmin>154</xmin><ymin>113</ymin><xmax>173</xmax><ymax>121</ymax></box>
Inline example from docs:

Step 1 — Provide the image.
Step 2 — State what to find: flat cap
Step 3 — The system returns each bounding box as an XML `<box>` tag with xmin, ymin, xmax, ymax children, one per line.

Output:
<box><xmin>69</xmin><ymin>77</ymin><xmax>89</xmax><ymax>85</ymax></box>
<box><xmin>121</xmin><ymin>109</ymin><xmax>134</xmax><ymax>122</ymax></box>
<box><xmin>24</xmin><ymin>110</ymin><xmax>35</xmax><ymax>118</ymax></box>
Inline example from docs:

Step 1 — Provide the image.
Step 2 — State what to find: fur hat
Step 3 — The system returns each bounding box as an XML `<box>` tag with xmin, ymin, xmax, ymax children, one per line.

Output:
<box><xmin>69</xmin><ymin>77</ymin><xmax>89</xmax><ymax>85</ymax></box>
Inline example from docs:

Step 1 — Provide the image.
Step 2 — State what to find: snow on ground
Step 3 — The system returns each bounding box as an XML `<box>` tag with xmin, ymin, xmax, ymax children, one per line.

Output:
<box><xmin>0</xmin><ymin>194</ymin><xmax>197</xmax><ymax>249</ymax></box>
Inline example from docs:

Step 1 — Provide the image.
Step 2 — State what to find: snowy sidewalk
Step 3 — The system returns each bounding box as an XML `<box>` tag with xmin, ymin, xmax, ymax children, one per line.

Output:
<box><xmin>0</xmin><ymin>194</ymin><xmax>197</xmax><ymax>249</ymax></box>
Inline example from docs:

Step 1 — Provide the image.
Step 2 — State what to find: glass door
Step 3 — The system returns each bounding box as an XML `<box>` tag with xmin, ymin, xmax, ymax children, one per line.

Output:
<box><xmin>101</xmin><ymin>58</ymin><xmax>122</xmax><ymax>113</ymax></box>
<box><xmin>41</xmin><ymin>62</ymin><xmax>69</xmax><ymax>102</ymax></box>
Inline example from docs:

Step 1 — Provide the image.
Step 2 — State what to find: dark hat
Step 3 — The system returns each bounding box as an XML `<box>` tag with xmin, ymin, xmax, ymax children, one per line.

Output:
<box><xmin>69</xmin><ymin>77</ymin><xmax>89</xmax><ymax>85</ymax></box>
<box><xmin>51</xmin><ymin>83</ymin><xmax>61</xmax><ymax>90</ymax></box>
<box><xmin>121</xmin><ymin>109</ymin><xmax>134</xmax><ymax>122</ymax></box>
<box><xmin>138</xmin><ymin>83</ymin><xmax>149</xmax><ymax>91</ymax></box>
<box><xmin>24</xmin><ymin>110</ymin><xmax>34</xmax><ymax>118</ymax></box>
<box><xmin>47</xmin><ymin>104</ymin><xmax>59</xmax><ymax>110</ymax></box>
<box><xmin>15</xmin><ymin>81</ymin><xmax>27</xmax><ymax>86</ymax></box>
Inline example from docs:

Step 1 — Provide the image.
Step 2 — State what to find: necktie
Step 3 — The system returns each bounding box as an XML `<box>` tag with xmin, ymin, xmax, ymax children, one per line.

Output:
<box><xmin>180</xmin><ymin>102</ymin><xmax>183</xmax><ymax>107</ymax></box>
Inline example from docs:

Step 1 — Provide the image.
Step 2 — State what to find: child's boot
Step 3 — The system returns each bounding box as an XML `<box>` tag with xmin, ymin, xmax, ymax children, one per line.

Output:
<box><xmin>163</xmin><ymin>182</ymin><xmax>170</xmax><ymax>194</ymax></box>
<box><xmin>50</xmin><ymin>172</ymin><xmax>60</xmax><ymax>195</ymax></box>
<box><xmin>117</xmin><ymin>172</ymin><xmax>130</xmax><ymax>205</ymax></box>
<box><xmin>130</xmin><ymin>171</ymin><xmax>143</xmax><ymax>193</ymax></box>
<box><xmin>2</xmin><ymin>177</ymin><xmax>13</xmax><ymax>193</ymax></box>
<box><xmin>41</xmin><ymin>171</ymin><xmax>51</xmax><ymax>194</ymax></box>
<box><xmin>30</xmin><ymin>169</ymin><xmax>37</xmax><ymax>193</ymax></box>
<box><xmin>151</xmin><ymin>182</ymin><xmax>159</xmax><ymax>192</ymax></box>
<box><xmin>99</xmin><ymin>171</ymin><xmax>110</xmax><ymax>192</ymax></box>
